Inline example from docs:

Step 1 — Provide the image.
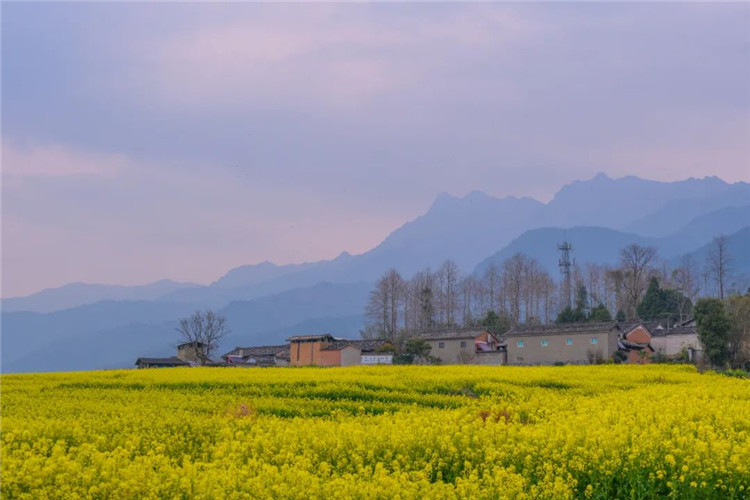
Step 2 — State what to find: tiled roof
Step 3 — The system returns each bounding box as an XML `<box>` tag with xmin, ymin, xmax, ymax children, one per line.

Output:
<box><xmin>506</xmin><ymin>322</ymin><xmax>620</xmax><ymax>337</ymax></box>
<box><xmin>239</xmin><ymin>345</ymin><xmax>287</xmax><ymax>356</ymax></box>
<box><xmin>275</xmin><ymin>348</ymin><xmax>291</xmax><ymax>361</ymax></box>
<box><xmin>135</xmin><ymin>357</ymin><xmax>189</xmax><ymax>366</ymax></box>
<box><xmin>649</xmin><ymin>325</ymin><xmax>698</xmax><ymax>337</ymax></box>
<box><xmin>321</xmin><ymin>339</ymin><xmax>391</xmax><ymax>352</ymax></box>
<box><xmin>417</xmin><ymin>328</ymin><xmax>493</xmax><ymax>341</ymax></box>
<box><xmin>286</xmin><ymin>334</ymin><xmax>336</xmax><ymax>342</ymax></box>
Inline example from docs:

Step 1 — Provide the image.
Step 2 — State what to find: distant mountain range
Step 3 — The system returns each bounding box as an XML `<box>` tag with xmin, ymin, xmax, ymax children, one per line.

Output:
<box><xmin>3</xmin><ymin>174</ymin><xmax>749</xmax><ymax>372</ymax></box>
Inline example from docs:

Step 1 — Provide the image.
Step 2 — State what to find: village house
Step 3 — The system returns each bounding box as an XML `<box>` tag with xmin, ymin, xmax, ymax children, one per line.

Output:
<box><xmin>176</xmin><ymin>341</ymin><xmax>208</xmax><ymax>363</ymax></box>
<box><xmin>134</xmin><ymin>356</ymin><xmax>190</xmax><ymax>369</ymax></box>
<box><xmin>617</xmin><ymin>324</ymin><xmax>656</xmax><ymax>364</ymax></box>
<box><xmin>418</xmin><ymin>328</ymin><xmax>505</xmax><ymax>365</ymax></box>
<box><xmin>647</xmin><ymin>319</ymin><xmax>702</xmax><ymax>361</ymax></box>
<box><xmin>222</xmin><ymin>345</ymin><xmax>289</xmax><ymax>367</ymax></box>
<box><xmin>287</xmin><ymin>334</ymin><xmax>392</xmax><ymax>367</ymax></box>
<box><xmin>135</xmin><ymin>341</ymin><xmax>207</xmax><ymax>368</ymax></box>
<box><xmin>505</xmin><ymin>322</ymin><xmax>622</xmax><ymax>365</ymax></box>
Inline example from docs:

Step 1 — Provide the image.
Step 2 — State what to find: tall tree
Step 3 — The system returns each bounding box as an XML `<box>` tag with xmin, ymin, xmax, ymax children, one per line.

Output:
<box><xmin>707</xmin><ymin>235</ymin><xmax>731</xmax><ymax>299</ymax></box>
<box><xmin>619</xmin><ymin>244</ymin><xmax>658</xmax><ymax>319</ymax></box>
<box><xmin>435</xmin><ymin>260</ymin><xmax>461</xmax><ymax>326</ymax></box>
<box><xmin>365</xmin><ymin>269</ymin><xmax>406</xmax><ymax>341</ymax></box>
<box><xmin>672</xmin><ymin>254</ymin><xmax>701</xmax><ymax>320</ymax></box>
<box><xmin>503</xmin><ymin>253</ymin><xmax>526</xmax><ymax>325</ymax></box>
<box><xmin>176</xmin><ymin>310</ymin><xmax>230</xmax><ymax>364</ymax></box>
<box><xmin>694</xmin><ymin>298</ymin><xmax>731</xmax><ymax>367</ymax></box>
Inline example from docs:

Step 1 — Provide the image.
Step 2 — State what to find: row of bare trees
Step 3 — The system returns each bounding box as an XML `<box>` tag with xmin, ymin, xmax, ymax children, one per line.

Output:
<box><xmin>364</xmin><ymin>236</ymin><xmax>740</xmax><ymax>340</ymax></box>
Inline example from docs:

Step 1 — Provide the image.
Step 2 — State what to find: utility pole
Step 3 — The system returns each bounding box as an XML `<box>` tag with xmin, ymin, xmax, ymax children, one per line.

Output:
<box><xmin>558</xmin><ymin>236</ymin><xmax>574</xmax><ymax>309</ymax></box>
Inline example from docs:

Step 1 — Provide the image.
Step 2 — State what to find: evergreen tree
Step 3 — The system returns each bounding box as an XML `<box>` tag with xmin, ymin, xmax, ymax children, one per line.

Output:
<box><xmin>694</xmin><ymin>298</ymin><xmax>731</xmax><ymax>367</ymax></box>
<box><xmin>481</xmin><ymin>310</ymin><xmax>511</xmax><ymax>333</ymax></box>
<box><xmin>589</xmin><ymin>303</ymin><xmax>613</xmax><ymax>322</ymax></box>
<box><xmin>637</xmin><ymin>277</ymin><xmax>692</xmax><ymax>323</ymax></box>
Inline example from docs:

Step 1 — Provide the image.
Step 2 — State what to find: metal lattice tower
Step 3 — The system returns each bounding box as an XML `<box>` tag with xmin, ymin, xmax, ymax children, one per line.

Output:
<box><xmin>558</xmin><ymin>238</ymin><xmax>574</xmax><ymax>309</ymax></box>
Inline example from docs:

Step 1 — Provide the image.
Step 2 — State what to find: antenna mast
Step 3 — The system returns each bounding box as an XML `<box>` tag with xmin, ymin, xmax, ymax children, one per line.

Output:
<box><xmin>558</xmin><ymin>235</ymin><xmax>574</xmax><ymax>309</ymax></box>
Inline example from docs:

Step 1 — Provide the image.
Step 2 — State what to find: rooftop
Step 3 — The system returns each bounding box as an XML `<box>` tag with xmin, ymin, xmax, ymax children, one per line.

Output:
<box><xmin>286</xmin><ymin>334</ymin><xmax>336</xmax><ymax>342</ymax></box>
<box><xmin>135</xmin><ymin>356</ymin><xmax>189</xmax><ymax>366</ymax></box>
<box><xmin>224</xmin><ymin>345</ymin><xmax>288</xmax><ymax>358</ymax></box>
<box><xmin>506</xmin><ymin>322</ymin><xmax>622</xmax><ymax>337</ymax></box>
<box><xmin>321</xmin><ymin>339</ymin><xmax>392</xmax><ymax>352</ymax></box>
<box><xmin>417</xmin><ymin>328</ymin><xmax>494</xmax><ymax>341</ymax></box>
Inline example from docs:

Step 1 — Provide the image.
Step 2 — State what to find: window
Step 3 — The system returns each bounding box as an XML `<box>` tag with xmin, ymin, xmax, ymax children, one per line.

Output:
<box><xmin>516</xmin><ymin>340</ymin><xmax>524</xmax><ymax>348</ymax></box>
<box><xmin>438</xmin><ymin>342</ymin><xmax>445</xmax><ymax>349</ymax></box>
<box><xmin>460</xmin><ymin>341</ymin><xmax>467</xmax><ymax>348</ymax></box>
<box><xmin>540</xmin><ymin>340</ymin><xmax>548</xmax><ymax>347</ymax></box>
<box><xmin>590</xmin><ymin>338</ymin><xmax>598</xmax><ymax>344</ymax></box>
<box><xmin>566</xmin><ymin>338</ymin><xmax>573</xmax><ymax>346</ymax></box>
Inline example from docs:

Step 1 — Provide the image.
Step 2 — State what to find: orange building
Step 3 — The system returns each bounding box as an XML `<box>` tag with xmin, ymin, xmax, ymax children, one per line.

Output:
<box><xmin>618</xmin><ymin>324</ymin><xmax>655</xmax><ymax>364</ymax></box>
<box><xmin>287</xmin><ymin>334</ymin><xmax>363</xmax><ymax>367</ymax></box>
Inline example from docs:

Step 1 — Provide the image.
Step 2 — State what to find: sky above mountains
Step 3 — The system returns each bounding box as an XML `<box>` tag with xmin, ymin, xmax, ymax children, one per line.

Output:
<box><xmin>3</xmin><ymin>3</ymin><xmax>749</xmax><ymax>297</ymax></box>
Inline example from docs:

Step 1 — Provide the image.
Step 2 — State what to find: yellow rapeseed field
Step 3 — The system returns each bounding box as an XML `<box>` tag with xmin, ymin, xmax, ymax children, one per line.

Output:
<box><xmin>1</xmin><ymin>364</ymin><xmax>748</xmax><ymax>499</ymax></box>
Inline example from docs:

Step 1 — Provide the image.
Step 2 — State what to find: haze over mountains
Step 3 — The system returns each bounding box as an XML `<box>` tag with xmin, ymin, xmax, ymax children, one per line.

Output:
<box><xmin>3</xmin><ymin>174</ymin><xmax>749</xmax><ymax>373</ymax></box>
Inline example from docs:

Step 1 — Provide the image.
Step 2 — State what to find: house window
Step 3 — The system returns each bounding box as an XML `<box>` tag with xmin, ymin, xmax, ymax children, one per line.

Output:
<box><xmin>460</xmin><ymin>341</ymin><xmax>467</xmax><ymax>348</ymax></box>
<box><xmin>540</xmin><ymin>340</ymin><xmax>548</xmax><ymax>347</ymax></box>
<box><xmin>566</xmin><ymin>339</ymin><xmax>573</xmax><ymax>346</ymax></box>
<box><xmin>438</xmin><ymin>342</ymin><xmax>445</xmax><ymax>349</ymax></box>
<box><xmin>590</xmin><ymin>338</ymin><xmax>598</xmax><ymax>344</ymax></box>
<box><xmin>516</xmin><ymin>340</ymin><xmax>524</xmax><ymax>348</ymax></box>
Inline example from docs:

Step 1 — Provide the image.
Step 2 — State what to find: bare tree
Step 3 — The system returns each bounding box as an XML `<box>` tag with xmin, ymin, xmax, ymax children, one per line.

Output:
<box><xmin>481</xmin><ymin>264</ymin><xmax>502</xmax><ymax>316</ymax></box>
<box><xmin>618</xmin><ymin>244</ymin><xmax>658</xmax><ymax>319</ymax></box>
<box><xmin>365</xmin><ymin>269</ymin><xmax>406</xmax><ymax>341</ymax></box>
<box><xmin>502</xmin><ymin>253</ymin><xmax>526</xmax><ymax>325</ymax></box>
<box><xmin>435</xmin><ymin>260</ymin><xmax>461</xmax><ymax>326</ymax></box>
<box><xmin>672</xmin><ymin>254</ymin><xmax>701</xmax><ymax>322</ymax></box>
<box><xmin>707</xmin><ymin>235</ymin><xmax>731</xmax><ymax>299</ymax></box>
<box><xmin>176</xmin><ymin>310</ymin><xmax>230</xmax><ymax>364</ymax></box>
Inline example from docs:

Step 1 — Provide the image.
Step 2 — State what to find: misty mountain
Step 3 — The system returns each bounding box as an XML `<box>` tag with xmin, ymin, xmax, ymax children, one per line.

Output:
<box><xmin>543</xmin><ymin>174</ymin><xmax>740</xmax><ymax>229</ymax></box>
<box><xmin>1</xmin><ymin>300</ymin><xmax>199</xmax><ymax>372</ymax></box>
<box><xmin>6</xmin><ymin>174</ymin><xmax>748</xmax><ymax>313</ymax></box>
<box><xmin>2</xmin><ymin>279</ymin><xmax>199</xmax><ymax>314</ymax></box>
<box><xmin>4</xmin><ymin>174</ymin><xmax>749</xmax><ymax>374</ymax></box>
<box><xmin>161</xmin><ymin>176</ymin><xmax>750</xmax><ymax>308</ymax></box>
<box><xmin>2</xmin><ymin>281</ymin><xmax>370</xmax><ymax>373</ymax></box>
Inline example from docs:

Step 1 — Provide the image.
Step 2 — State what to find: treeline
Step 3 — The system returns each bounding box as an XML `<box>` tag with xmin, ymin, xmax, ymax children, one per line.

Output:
<box><xmin>364</xmin><ymin>237</ymin><xmax>744</xmax><ymax>342</ymax></box>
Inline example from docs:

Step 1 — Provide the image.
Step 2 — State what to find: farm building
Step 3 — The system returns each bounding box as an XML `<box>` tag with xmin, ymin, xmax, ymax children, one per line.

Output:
<box><xmin>418</xmin><ymin>328</ymin><xmax>505</xmax><ymax>365</ymax></box>
<box><xmin>222</xmin><ymin>345</ymin><xmax>289</xmax><ymax>367</ymax></box>
<box><xmin>505</xmin><ymin>322</ymin><xmax>621</xmax><ymax>365</ymax></box>
<box><xmin>135</xmin><ymin>357</ymin><xmax>190</xmax><ymax>369</ymax></box>
<box><xmin>287</xmin><ymin>334</ymin><xmax>393</xmax><ymax>366</ymax></box>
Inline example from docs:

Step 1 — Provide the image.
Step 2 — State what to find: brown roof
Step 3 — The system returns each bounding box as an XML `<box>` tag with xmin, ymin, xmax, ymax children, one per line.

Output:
<box><xmin>418</xmin><ymin>328</ymin><xmax>494</xmax><ymax>341</ymax></box>
<box><xmin>506</xmin><ymin>322</ymin><xmax>621</xmax><ymax>337</ymax></box>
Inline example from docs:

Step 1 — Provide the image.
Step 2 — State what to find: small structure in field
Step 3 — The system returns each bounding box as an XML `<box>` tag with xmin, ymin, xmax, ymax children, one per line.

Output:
<box><xmin>134</xmin><ymin>357</ymin><xmax>190</xmax><ymax>369</ymax></box>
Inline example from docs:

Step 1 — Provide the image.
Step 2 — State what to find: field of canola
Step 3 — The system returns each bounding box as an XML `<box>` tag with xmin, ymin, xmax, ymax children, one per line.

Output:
<box><xmin>1</xmin><ymin>364</ymin><xmax>749</xmax><ymax>499</ymax></box>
